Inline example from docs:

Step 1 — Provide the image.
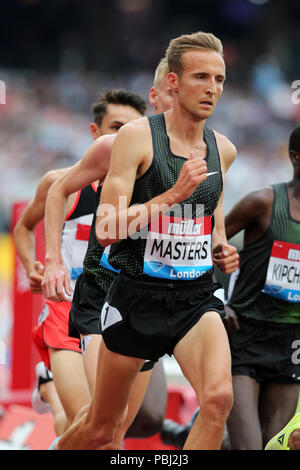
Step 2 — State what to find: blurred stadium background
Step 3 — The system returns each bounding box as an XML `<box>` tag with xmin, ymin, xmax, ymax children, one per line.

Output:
<box><xmin>0</xmin><ymin>0</ymin><xmax>299</xmax><ymax>449</ymax></box>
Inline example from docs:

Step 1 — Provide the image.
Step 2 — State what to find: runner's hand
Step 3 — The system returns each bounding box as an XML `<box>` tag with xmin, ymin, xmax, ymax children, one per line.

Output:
<box><xmin>41</xmin><ymin>260</ymin><xmax>72</xmax><ymax>302</ymax></box>
<box><xmin>212</xmin><ymin>242</ymin><xmax>239</xmax><ymax>274</ymax></box>
<box><xmin>171</xmin><ymin>151</ymin><xmax>207</xmax><ymax>202</ymax></box>
<box><xmin>29</xmin><ymin>260</ymin><xmax>44</xmax><ymax>294</ymax></box>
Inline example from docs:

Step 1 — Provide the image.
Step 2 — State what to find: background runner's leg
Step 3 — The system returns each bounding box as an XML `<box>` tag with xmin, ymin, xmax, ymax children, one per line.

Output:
<box><xmin>227</xmin><ymin>375</ymin><xmax>262</xmax><ymax>449</ymax></box>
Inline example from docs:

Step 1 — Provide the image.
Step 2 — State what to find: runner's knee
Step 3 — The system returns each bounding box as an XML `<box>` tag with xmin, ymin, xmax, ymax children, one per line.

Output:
<box><xmin>200</xmin><ymin>385</ymin><xmax>233</xmax><ymax>427</ymax></box>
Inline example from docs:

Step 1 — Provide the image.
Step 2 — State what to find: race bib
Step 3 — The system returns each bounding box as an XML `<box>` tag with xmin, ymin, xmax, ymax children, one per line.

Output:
<box><xmin>263</xmin><ymin>240</ymin><xmax>300</xmax><ymax>302</ymax></box>
<box><xmin>143</xmin><ymin>215</ymin><xmax>212</xmax><ymax>280</ymax></box>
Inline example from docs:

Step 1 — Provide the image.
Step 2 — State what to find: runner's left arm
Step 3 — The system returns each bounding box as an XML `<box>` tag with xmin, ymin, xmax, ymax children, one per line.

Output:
<box><xmin>212</xmin><ymin>134</ymin><xmax>239</xmax><ymax>274</ymax></box>
<box><xmin>13</xmin><ymin>171</ymin><xmax>60</xmax><ymax>293</ymax></box>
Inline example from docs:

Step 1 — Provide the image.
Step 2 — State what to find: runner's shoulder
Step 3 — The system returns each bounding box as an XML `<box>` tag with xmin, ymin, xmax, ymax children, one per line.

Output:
<box><xmin>213</xmin><ymin>131</ymin><xmax>237</xmax><ymax>169</ymax></box>
<box><xmin>110</xmin><ymin>117</ymin><xmax>151</xmax><ymax>163</ymax></box>
<box><xmin>93</xmin><ymin>133</ymin><xmax>116</xmax><ymax>153</ymax></box>
<box><xmin>114</xmin><ymin>116</ymin><xmax>150</xmax><ymax>142</ymax></box>
<box><xmin>242</xmin><ymin>186</ymin><xmax>274</xmax><ymax>215</ymax></box>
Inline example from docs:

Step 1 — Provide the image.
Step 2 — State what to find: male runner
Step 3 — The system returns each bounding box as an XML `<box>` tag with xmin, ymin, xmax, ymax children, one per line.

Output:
<box><xmin>42</xmin><ymin>58</ymin><xmax>173</xmax><ymax>447</ymax></box>
<box><xmin>13</xmin><ymin>165</ymin><xmax>91</xmax><ymax>434</ymax></box>
<box><xmin>69</xmin><ymin>58</ymin><xmax>171</xmax><ymax>438</ymax></box>
<box><xmin>223</xmin><ymin>126</ymin><xmax>300</xmax><ymax>450</ymax></box>
<box><xmin>13</xmin><ymin>89</ymin><xmax>146</xmax><ymax>434</ymax></box>
<box><xmin>50</xmin><ymin>31</ymin><xmax>239</xmax><ymax>450</ymax></box>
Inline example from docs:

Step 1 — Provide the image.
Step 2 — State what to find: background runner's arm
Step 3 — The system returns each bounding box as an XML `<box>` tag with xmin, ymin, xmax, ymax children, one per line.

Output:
<box><xmin>225</xmin><ymin>188</ymin><xmax>272</xmax><ymax>240</ymax></box>
<box><xmin>42</xmin><ymin>134</ymin><xmax>113</xmax><ymax>301</ymax></box>
<box><xmin>223</xmin><ymin>188</ymin><xmax>273</xmax><ymax>331</ymax></box>
<box><xmin>13</xmin><ymin>170</ymin><xmax>60</xmax><ymax>293</ymax></box>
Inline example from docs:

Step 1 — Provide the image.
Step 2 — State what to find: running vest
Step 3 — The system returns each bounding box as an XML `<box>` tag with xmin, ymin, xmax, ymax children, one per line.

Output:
<box><xmin>107</xmin><ymin>113</ymin><xmax>223</xmax><ymax>280</ymax></box>
<box><xmin>61</xmin><ymin>184</ymin><xmax>97</xmax><ymax>294</ymax></box>
<box><xmin>82</xmin><ymin>185</ymin><xmax>118</xmax><ymax>292</ymax></box>
<box><xmin>229</xmin><ymin>183</ymin><xmax>300</xmax><ymax>323</ymax></box>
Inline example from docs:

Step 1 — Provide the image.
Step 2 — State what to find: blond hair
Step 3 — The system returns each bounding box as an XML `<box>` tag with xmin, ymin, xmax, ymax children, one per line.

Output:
<box><xmin>153</xmin><ymin>57</ymin><xmax>168</xmax><ymax>90</ymax></box>
<box><xmin>166</xmin><ymin>31</ymin><xmax>223</xmax><ymax>77</ymax></box>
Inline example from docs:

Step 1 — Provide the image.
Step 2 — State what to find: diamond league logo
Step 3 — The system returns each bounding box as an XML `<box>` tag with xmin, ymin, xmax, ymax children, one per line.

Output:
<box><xmin>148</xmin><ymin>261</ymin><xmax>165</xmax><ymax>272</ymax></box>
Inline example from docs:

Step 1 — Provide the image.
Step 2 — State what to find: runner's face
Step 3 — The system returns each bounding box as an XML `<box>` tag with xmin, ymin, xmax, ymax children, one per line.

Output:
<box><xmin>93</xmin><ymin>103</ymin><xmax>142</xmax><ymax>137</ymax></box>
<box><xmin>175</xmin><ymin>49</ymin><xmax>225</xmax><ymax>120</ymax></box>
<box><xmin>154</xmin><ymin>79</ymin><xmax>173</xmax><ymax>113</ymax></box>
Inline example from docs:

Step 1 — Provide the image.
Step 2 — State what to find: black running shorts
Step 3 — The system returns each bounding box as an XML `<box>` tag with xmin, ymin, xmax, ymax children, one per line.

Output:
<box><xmin>229</xmin><ymin>316</ymin><xmax>300</xmax><ymax>383</ymax></box>
<box><xmin>69</xmin><ymin>272</ymin><xmax>154</xmax><ymax>373</ymax></box>
<box><xmin>100</xmin><ymin>272</ymin><xmax>225</xmax><ymax>362</ymax></box>
<box><xmin>69</xmin><ymin>273</ymin><xmax>105</xmax><ymax>338</ymax></box>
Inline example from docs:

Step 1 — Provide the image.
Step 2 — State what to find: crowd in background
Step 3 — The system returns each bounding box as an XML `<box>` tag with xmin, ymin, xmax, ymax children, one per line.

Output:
<box><xmin>0</xmin><ymin>56</ymin><xmax>298</xmax><ymax>232</ymax></box>
<box><xmin>1</xmin><ymin>2</ymin><xmax>300</xmax><ymax>232</ymax></box>
<box><xmin>1</xmin><ymin>1</ymin><xmax>300</xmax><ymax>232</ymax></box>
